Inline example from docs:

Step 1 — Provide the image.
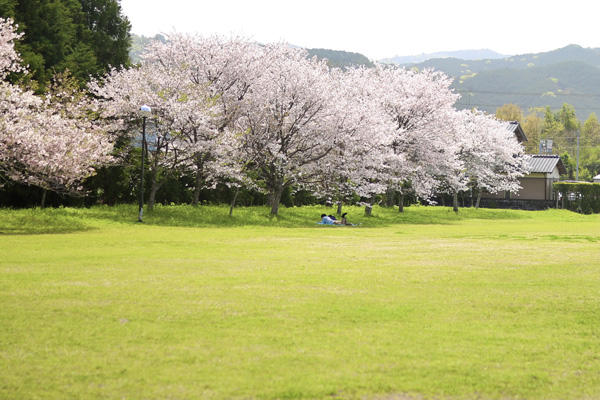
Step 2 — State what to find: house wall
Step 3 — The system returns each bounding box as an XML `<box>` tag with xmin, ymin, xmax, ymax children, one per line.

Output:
<box><xmin>480</xmin><ymin>168</ymin><xmax>561</xmax><ymax>202</ymax></box>
<box><xmin>514</xmin><ymin>167</ymin><xmax>560</xmax><ymax>200</ymax></box>
<box><xmin>514</xmin><ymin>177</ymin><xmax>547</xmax><ymax>200</ymax></box>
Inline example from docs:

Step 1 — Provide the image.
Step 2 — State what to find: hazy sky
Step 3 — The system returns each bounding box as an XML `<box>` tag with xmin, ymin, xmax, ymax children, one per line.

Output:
<box><xmin>121</xmin><ymin>0</ymin><xmax>600</xmax><ymax>60</ymax></box>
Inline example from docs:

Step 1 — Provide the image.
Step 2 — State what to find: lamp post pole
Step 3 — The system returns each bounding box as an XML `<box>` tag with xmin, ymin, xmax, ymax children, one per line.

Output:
<box><xmin>576</xmin><ymin>129</ymin><xmax>580</xmax><ymax>181</ymax></box>
<box><xmin>138</xmin><ymin>105</ymin><xmax>151</xmax><ymax>222</ymax></box>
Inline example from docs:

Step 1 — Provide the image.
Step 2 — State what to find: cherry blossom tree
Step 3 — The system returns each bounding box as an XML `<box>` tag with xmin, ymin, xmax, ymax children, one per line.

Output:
<box><xmin>0</xmin><ymin>18</ymin><xmax>24</xmax><ymax>79</ymax></box>
<box><xmin>0</xmin><ymin>18</ymin><xmax>113</xmax><ymax>204</ymax></box>
<box><xmin>314</xmin><ymin>65</ymin><xmax>462</xmax><ymax>213</ymax></box>
<box><xmin>142</xmin><ymin>34</ymin><xmax>264</xmax><ymax>206</ymax></box>
<box><xmin>309</xmin><ymin>66</ymin><xmax>395</xmax><ymax>214</ymax></box>
<box><xmin>454</xmin><ymin>110</ymin><xmax>529</xmax><ymax>208</ymax></box>
<box><xmin>89</xmin><ymin>62</ymin><xmax>195</xmax><ymax>209</ymax></box>
<box><xmin>431</xmin><ymin>109</ymin><xmax>529</xmax><ymax>211</ymax></box>
<box><xmin>93</xmin><ymin>34</ymin><xmax>274</xmax><ymax>209</ymax></box>
<box><xmin>377</xmin><ymin>66</ymin><xmax>463</xmax><ymax>206</ymax></box>
<box><xmin>232</xmin><ymin>44</ymin><xmax>353</xmax><ymax>216</ymax></box>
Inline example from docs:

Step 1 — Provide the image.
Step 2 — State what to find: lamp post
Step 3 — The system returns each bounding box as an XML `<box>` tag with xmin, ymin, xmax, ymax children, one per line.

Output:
<box><xmin>138</xmin><ymin>105</ymin><xmax>151</xmax><ymax>222</ymax></box>
<box><xmin>576</xmin><ymin>129</ymin><xmax>580</xmax><ymax>181</ymax></box>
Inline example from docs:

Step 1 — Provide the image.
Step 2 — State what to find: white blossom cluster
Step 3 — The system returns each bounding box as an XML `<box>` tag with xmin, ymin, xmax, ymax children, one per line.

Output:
<box><xmin>0</xmin><ymin>19</ymin><xmax>113</xmax><ymax>193</ymax></box>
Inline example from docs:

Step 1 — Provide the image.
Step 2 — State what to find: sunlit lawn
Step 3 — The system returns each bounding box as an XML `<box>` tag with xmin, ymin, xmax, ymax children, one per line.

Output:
<box><xmin>1</xmin><ymin>205</ymin><xmax>599</xmax><ymax>399</ymax></box>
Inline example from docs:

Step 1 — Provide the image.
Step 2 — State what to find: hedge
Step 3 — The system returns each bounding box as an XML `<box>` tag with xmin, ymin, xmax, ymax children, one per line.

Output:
<box><xmin>553</xmin><ymin>182</ymin><xmax>600</xmax><ymax>214</ymax></box>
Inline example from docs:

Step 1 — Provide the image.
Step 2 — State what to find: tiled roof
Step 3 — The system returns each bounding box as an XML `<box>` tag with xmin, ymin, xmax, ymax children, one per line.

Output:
<box><xmin>528</xmin><ymin>155</ymin><xmax>566</xmax><ymax>175</ymax></box>
<box><xmin>506</xmin><ymin>121</ymin><xmax>528</xmax><ymax>143</ymax></box>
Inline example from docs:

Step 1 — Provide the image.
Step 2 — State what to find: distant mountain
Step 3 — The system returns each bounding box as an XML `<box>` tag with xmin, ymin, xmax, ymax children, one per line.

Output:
<box><xmin>398</xmin><ymin>44</ymin><xmax>600</xmax><ymax>76</ymax></box>
<box><xmin>456</xmin><ymin>61</ymin><xmax>600</xmax><ymax>113</ymax></box>
<box><xmin>394</xmin><ymin>45</ymin><xmax>600</xmax><ymax>115</ymax></box>
<box><xmin>307</xmin><ymin>48</ymin><xmax>374</xmax><ymax>69</ymax></box>
<box><xmin>380</xmin><ymin>49</ymin><xmax>506</xmax><ymax>64</ymax></box>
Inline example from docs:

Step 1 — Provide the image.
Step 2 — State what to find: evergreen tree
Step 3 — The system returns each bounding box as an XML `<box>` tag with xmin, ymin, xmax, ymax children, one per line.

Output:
<box><xmin>0</xmin><ymin>0</ymin><xmax>130</xmax><ymax>90</ymax></box>
<box><xmin>78</xmin><ymin>0</ymin><xmax>130</xmax><ymax>71</ymax></box>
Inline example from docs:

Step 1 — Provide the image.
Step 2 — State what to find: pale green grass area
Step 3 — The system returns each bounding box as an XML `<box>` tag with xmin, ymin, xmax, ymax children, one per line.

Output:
<box><xmin>1</xmin><ymin>206</ymin><xmax>599</xmax><ymax>399</ymax></box>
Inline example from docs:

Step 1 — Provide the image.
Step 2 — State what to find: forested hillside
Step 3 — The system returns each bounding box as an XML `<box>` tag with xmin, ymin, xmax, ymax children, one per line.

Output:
<box><xmin>399</xmin><ymin>45</ymin><xmax>600</xmax><ymax>75</ymax></box>
<box><xmin>306</xmin><ymin>48</ymin><xmax>374</xmax><ymax>68</ymax></box>
<box><xmin>393</xmin><ymin>45</ymin><xmax>600</xmax><ymax>115</ymax></box>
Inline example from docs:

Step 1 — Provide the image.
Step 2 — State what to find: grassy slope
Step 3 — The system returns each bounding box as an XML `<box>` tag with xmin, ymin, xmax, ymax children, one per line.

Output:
<box><xmin>1</xmin><ymin>205</ymin><xmax>599</xmax><ymax>399</ymax></box>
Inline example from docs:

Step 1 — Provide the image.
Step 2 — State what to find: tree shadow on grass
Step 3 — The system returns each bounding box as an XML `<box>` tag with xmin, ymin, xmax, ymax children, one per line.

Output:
<box><xmin>76</xmin><ymin>204</ymin><xmax>535</xmax><ymax>229</ymax></box>
<box><xmin>0</xmin><ymin>204</ymin><xmax>537</xmax><ymax>234</ymax></box>
<box><xmin>72</xmin><ymin>204</ymin><xmax>327</xmax><ymax>228</ymax></box>
<box><xmin>0</xmin><ymin>209</ymin><xmax>95</xmax><ymax>235</ymax></box>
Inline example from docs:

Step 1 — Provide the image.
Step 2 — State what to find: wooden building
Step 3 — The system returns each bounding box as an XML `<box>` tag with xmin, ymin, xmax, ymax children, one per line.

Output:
<box><xmin>480</xmin><ymin>122</ymin><xmax>566</xmax><ymax>209</ymax></box>
<box><xmin>515</xmin><ymin>155</ymin><xmax>566</xmax><ymax>201</ymax></box>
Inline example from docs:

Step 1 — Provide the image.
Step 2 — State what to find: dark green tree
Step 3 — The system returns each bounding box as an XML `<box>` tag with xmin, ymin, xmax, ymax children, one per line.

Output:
<box><xmin>560</xmin><ymin>152</ymin><xmax>576</xmax><ymax>180</ymax></box>
<box><xmin>78</xmin><ymin>0</ymin><xmax>130</xmax><ymax>71</ymax></box>
<box><xmin>0</xmin><ymin>0</ymin><xmax>130</xmax><ymax>90</ymax></box>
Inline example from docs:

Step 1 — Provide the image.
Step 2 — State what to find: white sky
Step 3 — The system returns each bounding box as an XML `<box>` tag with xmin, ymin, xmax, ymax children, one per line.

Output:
<box><xmin>121</xmin><ymin>0</ymin><xmax>600</xmax><ymax>60</ymax></box>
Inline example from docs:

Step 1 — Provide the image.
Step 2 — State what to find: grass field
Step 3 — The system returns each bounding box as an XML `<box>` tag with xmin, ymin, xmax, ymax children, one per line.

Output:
<box><xmin>1</xmin><ymin>205</ymin><xmax>599</xmax><ymax>399</ymax></box>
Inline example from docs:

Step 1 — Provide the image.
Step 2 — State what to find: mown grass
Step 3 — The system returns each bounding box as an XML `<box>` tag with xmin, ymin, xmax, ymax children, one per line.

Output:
<box><xmin>1</xmin><ymin>205</ymin><xmax>599</xmax><ymax>399</ymax></box>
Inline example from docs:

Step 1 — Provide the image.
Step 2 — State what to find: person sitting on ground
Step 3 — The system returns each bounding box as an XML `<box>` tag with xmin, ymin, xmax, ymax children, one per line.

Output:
<box><xmin>319</xmin><ymin>214</ymin><xmax>338</xmax><ymax>225</ymax></box>
<box><xmin>319</xmin><ymin>214</ymin><xmax>334</xmax><ymax>224</ymax></box>
<box><xmin>319</xmin><ymin>213</ymin><xmax>355</xmax><ymax>225</ymax></box>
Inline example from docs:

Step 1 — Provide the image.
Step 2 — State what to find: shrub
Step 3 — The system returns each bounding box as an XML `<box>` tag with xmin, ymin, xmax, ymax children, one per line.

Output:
<box><xmin>553</xmin><ymin>182</ymin><xmax>600</xmax><ymax>214</ymax></box>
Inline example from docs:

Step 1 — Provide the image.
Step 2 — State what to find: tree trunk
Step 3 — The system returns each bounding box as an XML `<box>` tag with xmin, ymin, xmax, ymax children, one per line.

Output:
<box><xmin>269</xmin><ymin>184</ymin><xmax>284</xmax><ymax>216</ymax></box>
<box><xmin>385</xmin><ymin>187</ymin><xmax>395</xmax><ymax>207</ymax></box>
<box><xmin>192</xmin><ymin>169</ymin><xmax>202</xmax><ymax>206</ymax></box>
<box><xmin>398</xmin><ymin>193</ymin><xmax>404</xmax><ymax>213</ymax></box>
<box><xmin>475</xmin><ymin>191</ymin><xmax>482</xmax><ymax>209</ymax></box>
<box><xmin>40</xmin><ymin>189</ymin><xmax>47</xmax><ymax>208</ymax></box>
<box><xmin>453</xmin><ymin>192</ymin><xmax>459</xmax><ymax>213</ymax></box>
<box><xmin>229</xmin><ymin>187</ymin><xmax>240</xmax><ymax>216</ymax></box>
<box><xmin>191</xmin><ymin>155</ymin><xmax>204</xmax><ymax>207</ymax></box>
<box><xmin>147</xmin><ymin>174</ymin><xmax>163</xmax><ymax>211</ymax></box>
<box><xmin>336</xmin><ymin>201</ymin><xmax>343</xmax><ymax>215</ymax></box>
<box><xmin>364</xmin><ymin>204</ymin><xmax>372</xmax><ymax>216</ymax></box>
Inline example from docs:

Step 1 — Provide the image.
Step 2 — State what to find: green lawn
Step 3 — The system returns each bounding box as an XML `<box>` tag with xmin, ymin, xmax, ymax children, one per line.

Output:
<box><xmin>1</xmin><ymin>205</ymin><xmax>599</xmax><ymax>399</ymax></box>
